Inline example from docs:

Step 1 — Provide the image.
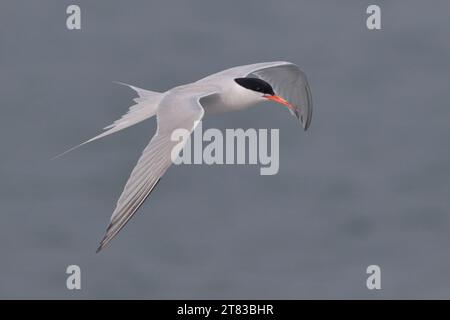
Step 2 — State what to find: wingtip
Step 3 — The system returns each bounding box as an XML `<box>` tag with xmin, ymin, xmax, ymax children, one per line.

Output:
<box><xmin>302</xmin><ymin>119</ymin><xmax>310</xmax><ymax>132</ymax></box>
<box><xmin>95</xmin><ymin>222</ymin><xmax>115</xmax><ymax>253</ymax></box>
<box><xmin>299</xmin><ymin>112</ymin><xmax>311</xmax><ymax>131</ymax></box>
<box><xmin>303</xmin><ymin>118</ymin><xmax>311</xmax><ymax>131</ymax></box>
<box><xmin>95</xmin><ymin>238</ymin><xmax>107</xmax><ymax>253</ymax></box>
<box><xmin>95</xmin><ymin>246</ymin><xmax>102</xmax><ymax>254</ymax></box>
<box><xmin>96</xmin><ymin>233</ymin><xmax>109</xmax><ymax>253</ymax></box>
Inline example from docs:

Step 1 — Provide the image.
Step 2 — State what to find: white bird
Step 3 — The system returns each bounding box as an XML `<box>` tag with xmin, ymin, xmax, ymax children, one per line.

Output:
<box><xmin>56</xmin><ymin>61</ymin><xmax>313</xmax><ymax>252</ymax></box>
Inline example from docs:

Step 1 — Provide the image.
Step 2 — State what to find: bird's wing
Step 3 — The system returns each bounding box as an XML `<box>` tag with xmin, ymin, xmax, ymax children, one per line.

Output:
<box><xmin>252</xmin><ymin>64</ymin><xmax>312</xmax><ymax>130</ymax></box>
<box><xmin>199</xmin><ymin>61</ymin><xmax>312</xmax><ymax>130</ymax></box>
<box><xmin>96</xmin><ymin>87</ymin><xmax>218</xmax><ymax>252</ymax></box>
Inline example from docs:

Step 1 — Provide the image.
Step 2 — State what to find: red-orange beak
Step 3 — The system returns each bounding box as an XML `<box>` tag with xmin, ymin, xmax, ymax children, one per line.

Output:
<box><xmin>264</xmin><ymin>95</ymin><xmax>295</xmax><ymax>111</ymax></box>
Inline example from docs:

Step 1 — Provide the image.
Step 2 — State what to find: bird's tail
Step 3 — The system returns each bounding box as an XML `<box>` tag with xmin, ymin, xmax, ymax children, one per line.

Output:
<box><xmin>52</xmin><ymin>82</ymin><xmax>163</xmax><ymax>159</ymax></box>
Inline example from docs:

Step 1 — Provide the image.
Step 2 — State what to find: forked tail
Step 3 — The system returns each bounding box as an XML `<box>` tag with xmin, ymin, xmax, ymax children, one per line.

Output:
<box><xmin>52</xmin><ymin>82</ymin><xmax>163</xmax><ymax>159</ymax></box>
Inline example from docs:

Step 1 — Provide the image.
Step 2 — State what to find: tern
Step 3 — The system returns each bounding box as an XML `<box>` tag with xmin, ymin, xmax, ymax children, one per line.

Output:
<box><xmin>56</xmin><ymin>61</ymin><xmax>313</xmax><ymax>252</ymax></box>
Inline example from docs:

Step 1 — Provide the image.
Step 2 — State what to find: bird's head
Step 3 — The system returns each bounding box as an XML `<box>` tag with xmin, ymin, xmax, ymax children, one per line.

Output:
<box><xmin>234</xmin><ymin>77</ymin><xmax>298</xmax><ymax>117</ymax></box>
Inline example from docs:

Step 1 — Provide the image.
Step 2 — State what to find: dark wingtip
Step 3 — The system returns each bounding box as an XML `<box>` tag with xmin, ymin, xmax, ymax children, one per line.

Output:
<box><xmin>95</xmin><ymin>233</ymin><xmax>108</xmax><ymax>253</ymax></box>
<box><xmin>298</xmin><ymin>115</ymin><xmax>309</xmax><ymax>131</ymax></box>
<box><xmin>303</xmin><ymin>119</ymin><xmax>310</xmax><ymax>131</ymax></box>
<box><xmin>95</xmin><ymin>239</ymin><xmax>105</xmax><ymax>253</ymax></box>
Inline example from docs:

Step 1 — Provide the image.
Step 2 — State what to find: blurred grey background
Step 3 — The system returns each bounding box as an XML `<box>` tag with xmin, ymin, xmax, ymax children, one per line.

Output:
<box><xmin>0</xmin><ymin>0</ymin><xmax>449</xmax><ymax>299</ymax></box>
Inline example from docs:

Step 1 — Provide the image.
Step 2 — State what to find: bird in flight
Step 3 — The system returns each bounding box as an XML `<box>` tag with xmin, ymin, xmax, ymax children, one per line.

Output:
<box><xmin>56</xmin><ymin>61</ymin><xmax>313</xmax><ymax>252</ymax></box>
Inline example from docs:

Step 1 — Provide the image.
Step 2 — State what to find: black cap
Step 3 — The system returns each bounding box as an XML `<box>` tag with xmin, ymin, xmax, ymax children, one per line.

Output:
<box><xmin>234</xmin><ymin>78</ymin><xmax>274</xmax><ymax>96</ymax></box>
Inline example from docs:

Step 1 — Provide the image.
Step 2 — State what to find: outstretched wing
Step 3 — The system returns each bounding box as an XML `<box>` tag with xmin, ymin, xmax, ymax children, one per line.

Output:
<box><xmin>96</xmin><ymin>88</ymin><xmax>218</xmax><ymax>252</ymax></box>
<box><xmin>252</xmin><ymin>64</ymin><xmax>312</xmax><ymax>130</ymax></box>
<box><xmin>199</xmin><ymin>61</ymin><xmax>313</xmax><ymax>130</ymax></box>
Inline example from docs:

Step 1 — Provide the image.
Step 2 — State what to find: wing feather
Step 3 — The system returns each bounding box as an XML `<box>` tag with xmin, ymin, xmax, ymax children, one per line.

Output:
<box><xmin>252</xmin><ymin>63</ymin><xmax>313</xmax><ymax>130</ymax></box>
